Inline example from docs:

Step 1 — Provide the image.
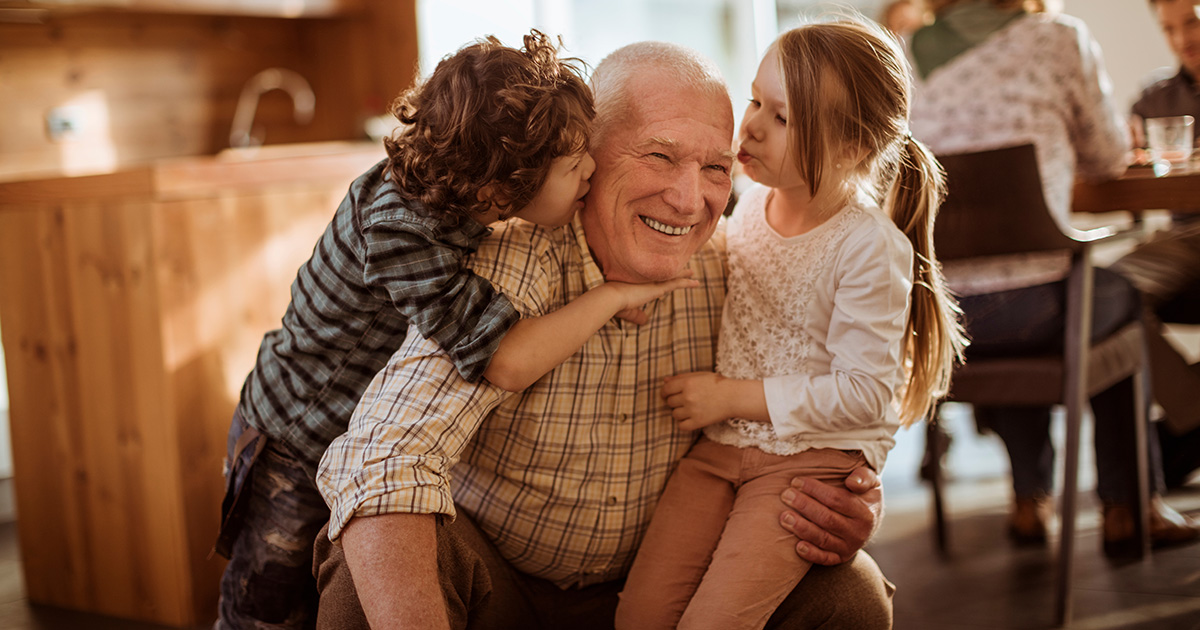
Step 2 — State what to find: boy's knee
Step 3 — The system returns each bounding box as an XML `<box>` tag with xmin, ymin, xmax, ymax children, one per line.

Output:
<box><xmin>767</xmin><ymin>551</ymin><xmax>895</xmax><ymax>630</ymax></box>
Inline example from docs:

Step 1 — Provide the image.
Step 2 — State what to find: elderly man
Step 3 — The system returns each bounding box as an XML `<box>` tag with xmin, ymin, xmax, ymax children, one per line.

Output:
<box><xmin>314</xmin><ymin>40</ymin><xmax>894</xmax><ymax>630</ymax></box>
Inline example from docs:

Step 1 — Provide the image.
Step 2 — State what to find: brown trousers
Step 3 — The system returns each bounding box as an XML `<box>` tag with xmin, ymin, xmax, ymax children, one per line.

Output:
<box><xmin>313</xmin><ymin>507</ymin><xmax>894</xmax><ymax>630</ymax></box>
<box><xmin>615</xmin><ymin>439</ymin><xmax>870</xmax><ymax>630</ymax></box>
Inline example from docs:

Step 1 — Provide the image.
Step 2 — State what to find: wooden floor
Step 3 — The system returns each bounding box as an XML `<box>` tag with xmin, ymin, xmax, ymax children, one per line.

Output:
<box><xmin>0</xmin><ymin>405</ymin><xmax>1197</xmax><ymax>630</ymax></box>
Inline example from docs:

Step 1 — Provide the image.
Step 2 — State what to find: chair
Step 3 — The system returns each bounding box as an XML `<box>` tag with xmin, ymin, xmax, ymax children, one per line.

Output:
<box><xmin>923</xmin><ymin>144</ymin><xmax>1152</xmax><ymax>627</ymax></box>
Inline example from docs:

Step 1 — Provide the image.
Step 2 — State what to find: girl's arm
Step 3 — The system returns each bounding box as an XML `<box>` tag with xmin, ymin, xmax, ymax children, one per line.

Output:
<box><xmin>661</xmin><ymin>372</ymin><xmax>769</xmax><ymax>430</ymax></box>
<box><xmin>483</xmin><ymin>276</ymin><xmax>698</xmax><ymax>392</ymax></box>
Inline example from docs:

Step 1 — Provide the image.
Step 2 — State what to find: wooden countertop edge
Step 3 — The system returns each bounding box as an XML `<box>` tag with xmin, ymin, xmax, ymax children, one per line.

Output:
<box><xmin>0</xmin><ymin>143</ymin><xmax>385</xmax><ymax>209</ymax></box>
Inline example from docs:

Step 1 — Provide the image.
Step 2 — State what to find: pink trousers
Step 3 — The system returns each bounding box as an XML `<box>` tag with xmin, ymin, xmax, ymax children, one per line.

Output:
<box><xmin>615</xmin><ymin>436</ymin><xmax>869</xmax><ymax>630</ymax></box>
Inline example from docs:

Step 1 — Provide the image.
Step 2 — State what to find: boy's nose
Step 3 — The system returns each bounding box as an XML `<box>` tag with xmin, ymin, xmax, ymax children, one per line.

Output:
<box><xmin>580</xmin><ymin>152</ymin><xmax>597</xmax><ymax>180</ymax></box>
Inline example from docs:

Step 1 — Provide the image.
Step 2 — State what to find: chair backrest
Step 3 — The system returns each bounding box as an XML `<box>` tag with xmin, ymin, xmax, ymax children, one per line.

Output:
<box><xmin>934</xmin><ymin>144</ymin><xmax>1081</xmax><ymax>261</ymax></box>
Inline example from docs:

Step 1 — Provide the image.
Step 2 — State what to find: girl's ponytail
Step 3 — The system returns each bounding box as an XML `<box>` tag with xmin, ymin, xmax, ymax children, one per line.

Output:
<box><xmin>890</xmin><ymin>134</ymin><xmax>968</xmax><ymax>425</ymax></box>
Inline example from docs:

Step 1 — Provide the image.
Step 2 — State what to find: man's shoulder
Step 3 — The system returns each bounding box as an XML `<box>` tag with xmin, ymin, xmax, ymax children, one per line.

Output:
<box><xmin>467</xmin><ymin>219</ymin><xmax>576</xmax><ymax>316</ymax></box>
<box><xmin>1132</xmin><ymin>68</ymin><xmax>1193</xmax><ymax>118</ymax></box>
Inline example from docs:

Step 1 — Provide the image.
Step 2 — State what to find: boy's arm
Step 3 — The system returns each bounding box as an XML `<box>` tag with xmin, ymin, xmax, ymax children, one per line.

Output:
<box><xmin>365</xmin><ymin>223</ymin><xmax>520</xmax><ymax>383</ymax></box>
<box><xmin>483</xmin><ymin>277</ymin><xmax>697</xmax><ymax>392</ymax></box>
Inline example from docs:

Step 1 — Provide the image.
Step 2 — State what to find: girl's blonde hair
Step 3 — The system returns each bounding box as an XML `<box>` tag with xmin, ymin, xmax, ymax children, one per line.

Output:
<box><xmin>776</xmin><ymin>18</ymin><xmax>967</xmax><ymax>425</ymax></box>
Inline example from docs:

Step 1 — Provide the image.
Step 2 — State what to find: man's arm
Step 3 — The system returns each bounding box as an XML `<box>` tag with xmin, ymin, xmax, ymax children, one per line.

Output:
<box><xmin>778</xmin><ymin>466</ymin><xmax>882</xmax><ymax>565</ymax></box>
<box><xmin>342</xmin><ymin>513</ymin><xmax>450</xmax><ymax>630</ymax></box>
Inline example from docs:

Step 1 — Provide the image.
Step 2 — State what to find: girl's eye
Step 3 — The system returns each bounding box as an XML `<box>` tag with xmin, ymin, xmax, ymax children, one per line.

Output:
<box><xmin>776</xmin><ymin>114</ymin><xmax>788</xmax><ymax>125</ymax></box>
<box><xmin>748</xmin><ymin>98</ymin><xmax>761</xmax><ymax>108</ymax></box>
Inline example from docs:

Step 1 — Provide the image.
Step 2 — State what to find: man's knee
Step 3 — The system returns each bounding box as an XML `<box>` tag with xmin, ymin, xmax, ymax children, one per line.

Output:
<box><xmin>767</xmin><ymin>551</ymin><xmax>895</xmax><ymax>630</ymax></box>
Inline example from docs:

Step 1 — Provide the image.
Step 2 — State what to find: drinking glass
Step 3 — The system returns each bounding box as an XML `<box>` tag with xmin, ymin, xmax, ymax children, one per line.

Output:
<box><xmin>1146</xmin><ymin>115</ymin><xmax>1194</xmax><ymax>176</ymax></box>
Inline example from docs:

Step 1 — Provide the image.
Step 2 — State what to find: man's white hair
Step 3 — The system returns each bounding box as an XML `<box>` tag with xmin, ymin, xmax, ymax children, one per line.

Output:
<box><xmin>589</xmin><ymin>41</ymin><xmax>730</xmax><ymax>146</ymax></box>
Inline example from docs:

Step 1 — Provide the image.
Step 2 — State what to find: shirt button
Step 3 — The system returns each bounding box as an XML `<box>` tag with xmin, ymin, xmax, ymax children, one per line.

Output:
<box><xmin>618</xmin><ymin>413</ymin><xmax>629</xmax><ymax>423</ymax></box>
<box><xmin>606</xmin><ymin>496</ymin><xmax>618</xmax><ymax>506</ymax></box>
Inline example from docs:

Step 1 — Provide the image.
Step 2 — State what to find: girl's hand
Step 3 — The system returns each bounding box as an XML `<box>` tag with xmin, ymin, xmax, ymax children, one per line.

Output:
<box><xmin>662</xmin><ymin>371</ymin><xmax>732</xmax><ymax>430</ymax></box>
<box><xmin>604</xmin><ymin>273</ymin><xmax>699</xmax><ymax>325</ymax></box>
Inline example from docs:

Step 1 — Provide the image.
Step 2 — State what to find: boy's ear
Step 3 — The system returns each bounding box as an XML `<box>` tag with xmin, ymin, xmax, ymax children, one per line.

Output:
<box><xmin>477</xmin><ymin>183</ymin><xmax>510</xmax><ymax>207</ymax></box>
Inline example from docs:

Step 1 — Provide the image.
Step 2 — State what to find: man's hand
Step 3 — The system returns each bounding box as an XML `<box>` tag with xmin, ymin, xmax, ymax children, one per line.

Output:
<box><xmin>778</xmin><ymin>465</ymin><xmax>882</xmax><ymax>565</ymax></box>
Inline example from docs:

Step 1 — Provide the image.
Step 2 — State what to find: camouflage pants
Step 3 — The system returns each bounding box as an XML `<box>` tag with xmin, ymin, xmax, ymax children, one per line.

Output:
<box><xmin>214</xmin><ymin>412</ymin><xmax>330</xmax><ymax>630</ymax></box>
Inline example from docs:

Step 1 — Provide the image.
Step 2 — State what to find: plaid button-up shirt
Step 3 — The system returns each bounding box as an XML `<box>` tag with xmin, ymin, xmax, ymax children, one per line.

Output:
<box><xmin>319</xmin><ymin>214</ymin><xmax>728</xmax><ymax>587</ymax></box>
<box><xmin>238</xmin><ymin>160</ymin><xmax>519</xmax><ymax>475</ymax></box>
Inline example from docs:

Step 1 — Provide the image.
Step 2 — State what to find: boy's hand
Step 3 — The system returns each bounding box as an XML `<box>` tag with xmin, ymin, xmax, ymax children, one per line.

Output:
<box><xmin>606</xmin><ymin>274</ymin><xmax>699</xmax><ymax>325</ymax></box>
<box><xmin>662</xmin><ymin>371</ymin><xmax>731</xmax><ymax>430</ymax></box>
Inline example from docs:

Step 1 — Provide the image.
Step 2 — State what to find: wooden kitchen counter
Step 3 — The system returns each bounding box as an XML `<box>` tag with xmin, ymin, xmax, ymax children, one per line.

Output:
<box><xmin>0</xmin><ymin>142</ymin><xmax>383</xmax><ymax>626</ymax></box>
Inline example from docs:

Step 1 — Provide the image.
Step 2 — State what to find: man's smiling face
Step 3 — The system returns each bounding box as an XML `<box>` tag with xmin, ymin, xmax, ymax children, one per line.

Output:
<box><xmin>580</xmin><ymin>72</ymin><xmax>735</xmax><ymax>283</ymax></box>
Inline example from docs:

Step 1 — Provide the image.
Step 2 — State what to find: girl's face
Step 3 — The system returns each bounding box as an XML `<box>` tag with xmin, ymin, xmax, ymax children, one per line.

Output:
<box><xmin>736</xmin><ymin>46</ymin><xmax>806</xmax><ymax>193</ymax></box>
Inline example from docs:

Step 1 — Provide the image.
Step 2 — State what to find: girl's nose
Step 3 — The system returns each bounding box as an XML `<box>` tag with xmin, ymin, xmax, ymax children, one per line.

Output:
<box><xmin>741</xmin><ymin>112</ymin><xmax>763</xmax><ymax>142</ymax></box>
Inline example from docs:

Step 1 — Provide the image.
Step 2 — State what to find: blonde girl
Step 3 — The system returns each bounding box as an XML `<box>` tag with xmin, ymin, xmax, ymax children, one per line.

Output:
<box><xmin>615</xmin><ymin>18</ymin><xmax>966</xmax><ymax>630</ymax></box>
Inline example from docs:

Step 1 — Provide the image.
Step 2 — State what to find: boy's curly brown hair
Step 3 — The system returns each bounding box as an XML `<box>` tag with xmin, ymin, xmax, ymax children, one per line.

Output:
<box><xmin>384</xmin><ymin>30</ymin><xmax>594</xmax><ymax>225</ymax></box>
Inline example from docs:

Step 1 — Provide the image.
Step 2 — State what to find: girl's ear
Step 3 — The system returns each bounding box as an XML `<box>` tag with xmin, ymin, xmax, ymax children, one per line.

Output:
<box><xmin>840</xmin><ymin>143</ymin><xmax>871</xmax><ymax>171</ymax></box>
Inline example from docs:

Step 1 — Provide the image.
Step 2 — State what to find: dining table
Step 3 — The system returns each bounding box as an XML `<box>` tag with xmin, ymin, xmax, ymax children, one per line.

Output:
<box><xmin>1073</xmin><ymin>162</ymin><xmax>1200</xmax><ymax>214</ymax></box>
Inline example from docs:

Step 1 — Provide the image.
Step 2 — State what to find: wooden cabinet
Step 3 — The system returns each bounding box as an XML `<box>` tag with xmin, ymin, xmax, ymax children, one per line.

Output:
<box><xmin>0</xmin><ymin>143</ymin><xmax>384</xmax><ymax>626</ymax></box>
<box><xmin>3</xmin><ymin>0</ymin><xmax>366</xmax><ymax>17</ymax></box>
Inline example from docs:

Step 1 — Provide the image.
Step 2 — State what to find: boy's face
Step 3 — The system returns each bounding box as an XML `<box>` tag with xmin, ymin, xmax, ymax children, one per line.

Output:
<box><xmin>513</xmin><ymin>152</ymin><xmax>596</xmax><ymax>228</ymax></box>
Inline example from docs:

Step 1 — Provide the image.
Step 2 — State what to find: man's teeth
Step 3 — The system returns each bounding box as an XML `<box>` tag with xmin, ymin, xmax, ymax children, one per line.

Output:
<box><xmin>641</xmin><ymin>216</ymin><xmax>693</xmax><ymax>236</ymax></box>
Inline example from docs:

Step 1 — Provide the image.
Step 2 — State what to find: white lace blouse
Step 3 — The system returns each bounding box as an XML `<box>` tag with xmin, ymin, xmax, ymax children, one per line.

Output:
<box><xmin>702</xmin><ymin>185</ymin><xmax>912</xmax><ymax>472</ymax></box>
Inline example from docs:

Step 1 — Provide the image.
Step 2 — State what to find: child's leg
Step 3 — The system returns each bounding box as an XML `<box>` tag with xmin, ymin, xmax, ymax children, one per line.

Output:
<box><xmin>615</xmin><ymin>437</ymin><xmax>741</xmax><ymax>630</ymax></box>
<box><xmin>677</xmin><ymin>448</ymin><xmax>868</xmax><ymax>630</ymax></box>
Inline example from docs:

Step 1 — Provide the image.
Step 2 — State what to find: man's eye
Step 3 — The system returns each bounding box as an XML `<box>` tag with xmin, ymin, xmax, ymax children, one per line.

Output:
<box><xmin>707</xmin><ymin>164</ymin><xmax>730</xmax><ymax>174</ymax></box>
<box><xmin>649</xmin><ymin>152</ymin><xmax>670</xmax><ymax>161</ymax></box>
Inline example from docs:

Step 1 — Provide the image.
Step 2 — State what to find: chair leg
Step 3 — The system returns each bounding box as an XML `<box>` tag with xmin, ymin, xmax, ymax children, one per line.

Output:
<box><xmin>1133</xmin><ymin>357</ymin><xmax>1152</xmax><ymax>558</ymax></box>
<box><xmin>923</xmin><ymin>414</ymin><xmax>950</xmax><ymax>555</ymax></box>
<box><xmin>1056</xmin><ymin>251</ymin><xmax>1095</xmax><ymax>627</ymax></box>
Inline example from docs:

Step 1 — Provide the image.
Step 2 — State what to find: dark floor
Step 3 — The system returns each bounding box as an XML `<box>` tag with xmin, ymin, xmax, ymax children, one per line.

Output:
<box><xmin>0</xmin><ymin>405</ymin><xmax>1197</xmax><ymax>630</ymax></box>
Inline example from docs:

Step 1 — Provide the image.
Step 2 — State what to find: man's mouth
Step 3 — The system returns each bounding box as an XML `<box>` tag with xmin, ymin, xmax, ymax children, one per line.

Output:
<box><xmin>641</xmin><ymin>216</ymin><xmax>693</xmax><ymax>236</ymax></box>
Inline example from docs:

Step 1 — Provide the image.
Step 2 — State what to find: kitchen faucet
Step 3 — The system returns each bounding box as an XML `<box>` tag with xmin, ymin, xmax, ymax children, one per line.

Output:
<box><xmin>229</xmin><ymin>68</ymin><xmax>315</xmax><ymax>149</ymax></box>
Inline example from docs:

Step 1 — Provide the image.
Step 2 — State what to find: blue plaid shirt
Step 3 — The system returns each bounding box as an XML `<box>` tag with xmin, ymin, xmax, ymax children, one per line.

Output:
<box><xmin>237</xmin><ymin>160</ymin><xmax>519</xmax><ymax>475</ymax></box>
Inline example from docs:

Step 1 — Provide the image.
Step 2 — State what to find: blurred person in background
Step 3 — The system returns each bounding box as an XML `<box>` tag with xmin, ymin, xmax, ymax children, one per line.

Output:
<box><xmin>908</xmin><ymin>0</ymin><xmax>1198</xmax><ymax>556</ymax></box>
<box><xmin>1112</xmin><ymin>0</ymin><xmax>1200</xmax><ymax>494</ymax></box>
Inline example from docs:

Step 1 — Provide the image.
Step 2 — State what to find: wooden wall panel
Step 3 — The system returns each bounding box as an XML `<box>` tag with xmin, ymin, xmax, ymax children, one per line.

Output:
<box><xmin>154</xmin><ymin>187</ymin><xmax>339</xmax><ymax>617</ymax></box>
<box><xmin>64</xmin><ymin>199</ymin><xmax>192</xmax><ymax>623</ymax></box>
<box><xmin>0</xmin><ymin>205</ymin><xmax>95</xmax><ymax>612</ymax></box>
<box><xmin>0</xmin><ymin>7</ymin><xmax>416</xmax><ymax>183</ymax></box>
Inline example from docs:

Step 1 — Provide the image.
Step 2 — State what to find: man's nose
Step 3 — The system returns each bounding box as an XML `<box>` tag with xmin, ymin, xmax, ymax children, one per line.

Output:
<box><xmin>663</xmin><ymin>165</ymin><xmax>705</xmax><ymax>214</ymax></box>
